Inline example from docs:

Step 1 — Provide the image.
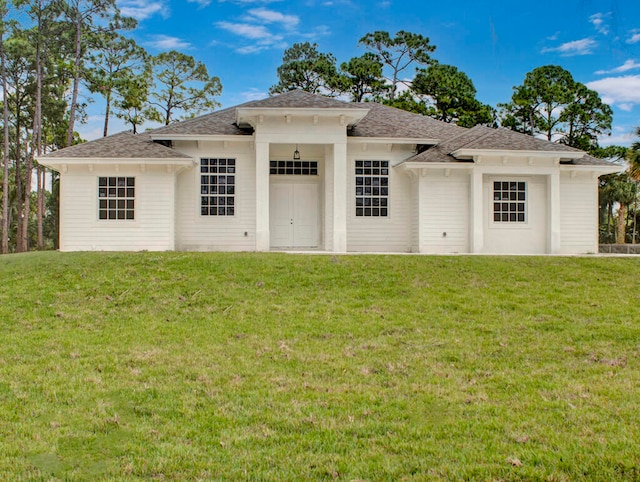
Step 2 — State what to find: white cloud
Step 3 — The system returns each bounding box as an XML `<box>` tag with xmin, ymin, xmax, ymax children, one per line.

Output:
<box><xmin>299</xmin><ymin>25</ymin><xmax>331</xmax><ymax>40</ymax></box>
<box><xmin>240</xmin><ymin>88</ymin><xmax>268</xmax><ymax>101</ymax></box>
<box><xmin>586</xmin><ymin>75</ymin><xmax>640</xmax><ymax>107</ymax></box>
<box><xmin>118</xmin><ymin>0</ymin><xmax>167</xmax><ymax>20</ymax></box>
<box><xmin>541</xmin><ymin>38</ymin><xmax>597</xmax><ymax>56</ymax></box>
<box><xmin>188</xmin><ymin>0</ymin><xmax>211</xmax><ymax>6</ymax></box>
<box><xmin>595</xmin><ymin>60</ymin><xmax>640</xmax><ymax>75</ymax></box>
<box><xmin>589</xmin><ymin>12</ymin><xmax>610</xmax><ymax>35</ymax></box>
<box><xmin>245</xmin><ymin>7</ymin><xmax>299</xmax><ymax>27</ymax></box>
<box><xmin>216</xmin><ymin>21</ymin><xmax>274</xmax><ymax>40</ymax></box>
<box><xmin>627</xmin><ymin>29</ymin><xmax>640</xmax><ymax>44</ymax></box>
<box><xmin>216</xmin><ymin>21</ymin><xmax>286</xmax><ymax>53</ymax></box>
<box><xmin>598</xmin><ymin>127</ymin><xmax>637</xmax><ymax>147</ymax></box>
<box><xmin>146</xmin><ymin>35</ymin><xmax>192</xmax><ymax>50</ymax></box>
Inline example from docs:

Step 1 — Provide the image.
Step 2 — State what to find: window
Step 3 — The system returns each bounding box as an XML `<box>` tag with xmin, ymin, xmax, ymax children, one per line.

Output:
<box><xmin>355</xmin><ymin>160</ymin><xmax>389</xmax><ymax>217</ymax></box>
<box><xmin>201</xmin><ymin>158</ymin><xmax>235</xmax><ymax>216</ymax></box>
<box><xmin>493</xmin><ymin>181</ymin><xmax>526</xmax><ymax>222</ymax></box>
<box><xmin>98</xmin><ymin>177</ymin><xmax>135</xmax><ymax>220</ymax></box>
<box><xmin>270</xmin><ymin>160</ymin><xmax>318</xmax><ymax>175</ymax></box>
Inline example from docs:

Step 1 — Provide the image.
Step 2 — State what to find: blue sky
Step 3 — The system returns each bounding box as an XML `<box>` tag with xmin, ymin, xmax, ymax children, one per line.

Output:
<box><xmin>83</xmin><ymin>0</ymin><xmax>640</xmax><ymax>146</ymax></box>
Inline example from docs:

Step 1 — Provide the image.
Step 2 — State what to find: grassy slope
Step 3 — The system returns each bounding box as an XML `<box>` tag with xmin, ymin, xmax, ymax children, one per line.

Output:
<box><xmin>0</xmin><ymin>252</ymin><xmax>639</xmax><ymax>481</ymax></box>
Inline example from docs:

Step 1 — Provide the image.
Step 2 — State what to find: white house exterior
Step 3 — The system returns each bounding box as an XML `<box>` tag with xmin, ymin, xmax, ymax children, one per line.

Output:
<box><xmin>39</xmin><ymin>90</ymin><xmax>619</xmax><ymax>254</ymax></box>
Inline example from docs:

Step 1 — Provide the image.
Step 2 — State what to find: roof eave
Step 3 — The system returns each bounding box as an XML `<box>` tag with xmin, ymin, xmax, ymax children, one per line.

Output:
<box><xmin>38</xmin><ymin>157</ymin><xmax>196</xmax><ymax>169</ymax></box>
<box><xmin>559</xmin><ymin>164</ymin><xmax>624</xmax><ymax>174</ymax></box>
<box><xmin>148</xmin><ymin>134</ymin><xmax>253</xmax><ymax>142</ymax></box>
<box><xmin>348</xmin><ymin>137</ymin><xmax>439</xmax><ymax>145</ymax></box>
<box><xmin>236</xmin><ymin>106</ymin><xmax>371</xmax><ymax>128</ymax></box>
<box><xmin>452</xmin><ymin>148</ymin><xmax>584</xmax><ymax>160</ymax></box>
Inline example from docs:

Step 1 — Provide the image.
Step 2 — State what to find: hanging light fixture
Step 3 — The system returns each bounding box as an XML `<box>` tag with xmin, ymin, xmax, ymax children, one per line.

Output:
<box><xmin>293</xmin><ymin>144</ymin><xmax>301</xmax><ymax>160</ymax></box>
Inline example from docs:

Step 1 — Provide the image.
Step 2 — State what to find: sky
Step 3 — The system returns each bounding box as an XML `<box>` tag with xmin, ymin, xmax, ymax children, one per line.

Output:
<box><xmin>80</xmin><ymin>0</ymin><xmax>640</xmax><ymax>146</ymax></box>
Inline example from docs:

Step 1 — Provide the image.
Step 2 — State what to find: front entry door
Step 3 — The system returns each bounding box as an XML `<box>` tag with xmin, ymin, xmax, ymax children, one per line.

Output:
<box><xmin>270</xmin><ymin>183</ymin><xmax>319</xmax><ymax>248</ymax></box>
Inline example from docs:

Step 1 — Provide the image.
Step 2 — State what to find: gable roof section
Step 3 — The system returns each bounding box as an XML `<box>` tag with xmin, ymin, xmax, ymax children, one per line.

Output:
<box><xmin>41</xmin><ymin>132</ymin><xmax>192</xmax><ymax>161</ymax></box>
<box><xmin>350</xmin><ymin>102</ymin><xmax>464</xmax><ymax>140</ymax></box>
<box><xmin>151</xmin><ymin>90</ymin><xmax>367</xmax><ymax>138</ymax></box>
<box><xmin>404</xmin><ymin>125</ymin><xmax>615</xmax><ymax>166</ymax></box>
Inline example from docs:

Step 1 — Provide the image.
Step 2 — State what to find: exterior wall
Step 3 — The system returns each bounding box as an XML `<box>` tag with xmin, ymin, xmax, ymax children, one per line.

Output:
<box><xmin>482</xmin><ymin>174</ymin><xmax>548</xmax><ymax>254</ymax></box>
<box><xmin>418</xmin><ymin>169</ymin><xmax>470</xmax><ymax>253</ymax></box>
<box><xmin>174</xmin><ymin>140</ymin><xmax>256</xmax><ymax>251</ymax></box>
<box><xmin>346</xmin><ymin>144</ymin><xmax>413</xmax><ymax>252</ymax></box>
<box><xmin>560</xmin><ymin>171</ymin><xmax>599</xmax><ymax>254</ymax></box>
<box><xmin>59</xmin><ymin>164</ymin><xmax>175</xmax><ymax>252</ymax></box>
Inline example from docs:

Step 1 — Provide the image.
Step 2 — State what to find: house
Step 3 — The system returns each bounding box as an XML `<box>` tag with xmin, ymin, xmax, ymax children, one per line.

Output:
<box><xmin>39</xmin><ymin>90</ymin><xmax>620</xmax><ymax>254</ymax></box>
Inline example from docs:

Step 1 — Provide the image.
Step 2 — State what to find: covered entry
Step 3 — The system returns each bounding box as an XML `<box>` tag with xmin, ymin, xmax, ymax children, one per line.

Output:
<box><xmin>270</xmin><ymin>180</ymin><xmax>320</xmax><ymax>248</ymax></box>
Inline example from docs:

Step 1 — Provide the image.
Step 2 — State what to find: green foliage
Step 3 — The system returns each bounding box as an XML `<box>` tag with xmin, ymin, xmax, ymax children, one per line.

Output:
<box><xmin>412</xmin><ymin>64</ymin><xmax>495</xmax><ymax>127</ymax></box>
<box><xmin>499</xmin><ymin>65</ymin><xmax>612</xmax><ymax>149</ymax></box>
<box><xmin>269</xmin><ymin>42</ymin><xmax>341</xmax><ymax>95</ymax></box>
<box><xmin>148</xmin><ymin>50</ymin><xmax>222</xmax><ymax>125</ymax></box>
<box><xmin>1</xmin><ymin>252</ymin><xmax>639</xmax><ymax>479</ymax></box>
<box><xmin>338</xmin><ymin>52</ymin><xmax>388</xmax><ymax>102</ymax></box>
<box><xmin>359</xmin><ymin>30</ymin><xmax>436</xmax><ymax>100</ymax></box>
<box><xmin>85</xmin><ymin>32</ymin><xmax>148</xmax><ymax>136</ymax></box>
<box><xmin>627</xmin><ymin>127</ymin><xmax>640</xmax><ymax>180</ymax></box>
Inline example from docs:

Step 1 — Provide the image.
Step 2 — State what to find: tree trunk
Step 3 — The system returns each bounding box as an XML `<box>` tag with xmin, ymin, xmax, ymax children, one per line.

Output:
<box><xmin>617</xmin><ymin>202</ymin><xmax>627</xmax><ymax>244</ymax></box>
<box><xmin>1</xmin><ymin>17</ymin><xmax>9</xmax><ymax>254</ymax></box>
<box><xmin>103</xmin><ymin>87</ymin><xmax>111</xmax><ymax>137</ymax></box>
<box><xmin>66</xmin><ymin>18</ymin><xmax>82</xmax><ymax>147</ymax></box>
<box><xmin>15</xmin><ymin>129</ymin><xmax>23</xmax><ymax>252</ymax></box>
<box><xmin>37</xmin><ymin>165</ymin><xmax>44</xmax><ymax>249</ymax></box>
<box><xmin>21</xmin><ymin>141</ymin><xmax>32</xmax><ymax>252</ymax></box>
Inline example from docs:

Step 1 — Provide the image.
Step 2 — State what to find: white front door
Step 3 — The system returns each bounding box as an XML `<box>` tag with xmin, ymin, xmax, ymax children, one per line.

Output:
<box><xmin>270</xmin><ymin>183</ymin><xmax>319</xmax><ymax>248</ymax></box>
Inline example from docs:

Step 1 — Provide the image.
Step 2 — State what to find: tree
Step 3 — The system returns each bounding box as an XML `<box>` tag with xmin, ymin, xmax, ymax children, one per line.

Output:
<box><xmin>86</xmin><ymin>32</ymin><xmax>148</xmax><ymax>136</ymax></box>
<box><xmin>625</xmin><ymin>127</ymin><xmax>640</xmax><ymax>180</ymax></box>
<box><xmin>358</xmin><ymin>30</ymin><xmax>436</xmax><ymax>101</ymax></box>
<box><xmin>0</xmin><ymin>0</ymin><xmax>9</xmax><ymax>253</ymax></box>
<box><xmin>559</xmin><ymin>82</ymin><xmax>613</xmax><ymax>151</ymax></box>
<box><xmin>339</xmin><ymin>53</ymin><xmax>388</xmax><ymax>102</ymax></box>
<box><xmin>499</xmin><ymin>65</ymin><xmax>612</xmax><ymax>151</ymax></box>
<box><xmin>499</xmin><ymin>65</ymin><xmax>574</xmax><ymax>139</ymax></box>
<box><xmin>61</xmin><ymin>0</ymin><xmax>136</xmax><ymax>147</ymax></box>
<box><xmin>411</xmin><ymin>63</ymin><xmax>494</xmax><ymax>127</ymax></box>
<box><xmin>269</xmin><ymin>42</ymin><xmax>340</xmax><ymax>96</ymax></box>
<box><xmin>147</xmin><ymin>50</ymin><xmax>221</xmax><ymax>126</ymax></box>
<box><xmin>114</xmin><ymin>71</ymin><xmax>153</xmax><ymax>133</ymax></box>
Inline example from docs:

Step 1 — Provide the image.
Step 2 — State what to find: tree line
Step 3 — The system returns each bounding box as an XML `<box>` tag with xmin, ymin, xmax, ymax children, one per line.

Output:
<box><xmin>0</xmin><ymin>0</ymin><xmax>220</xmax><ymax>253</ymax></box>
<box><xmin>1</xmin><ymin>14</ymin><xmax>639</xmax><ymax>253</ymax></box>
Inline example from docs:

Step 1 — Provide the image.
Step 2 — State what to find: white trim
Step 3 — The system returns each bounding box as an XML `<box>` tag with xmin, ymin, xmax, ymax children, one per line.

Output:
<box><xmin>349</xmin><ymin>137</ymin><xmax>439</xmax><ymax>146</ymax></box>
<box><xmin>452</xmin><ymin>148</ymin><xmax>587</xmax><ymax>159</ymax></box>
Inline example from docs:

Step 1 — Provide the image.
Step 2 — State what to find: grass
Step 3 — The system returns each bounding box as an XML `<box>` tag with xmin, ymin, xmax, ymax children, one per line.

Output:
<box><xmin>0</xmin><ymin>252</ymin><xmax>639</xmax><ymax>481</ymax></box>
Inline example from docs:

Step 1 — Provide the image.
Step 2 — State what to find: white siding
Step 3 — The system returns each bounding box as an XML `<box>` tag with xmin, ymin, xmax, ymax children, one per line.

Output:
<box><xmin>59</xmin><ymin>165</ymin><xmax>175</xmax><ymax>252</ymax></box>
<box><xmin>346</xmin><ymin>146</ymin><xmax>413</xmax><ymax>252</ymax></box>
<box><xmin>483</xmin><ymin>175</ymin><xmax>547</xmax><ymax>254</ymax></box>
<box><xmin>174</xmin><ymin>141</ymin><xmax>256</xmax><ymax>251</ymax></box>
<box><xmin>560</xmin><ymin>172</ymin><xmax>598</xmax><ymax>254</ymax></box>
<box><xmin>418</xmin><ymin>170</ymin><xmax>469</xmax><ymax>253</ymax></box>
<box><xmin>410</xmin><ymin>175</ymin><xmax>419</xmax><ymax>252</ymax></box>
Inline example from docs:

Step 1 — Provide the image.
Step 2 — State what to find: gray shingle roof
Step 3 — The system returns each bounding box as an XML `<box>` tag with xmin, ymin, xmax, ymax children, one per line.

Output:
<box><xmin>403</xmin><ymin>125</ymin><xmax>615</xmax><ymax>166</ymax></box>
<box><xmin>40</xmin><ymin>91</ymin><xmax>617</xmax><ymax>168</ymax></box>
<box><xmin>350</xmin><ymin>102</ymin><xmax>465</xmax><ymax>139</ymax></box>
<box><xmin>42</xmin><ymin>132</ymin><xmax>191</xmax><ymax>160</ymax></box>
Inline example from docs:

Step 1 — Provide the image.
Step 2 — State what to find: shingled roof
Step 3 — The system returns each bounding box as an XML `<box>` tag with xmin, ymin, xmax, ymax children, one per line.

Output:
<box><xmin>42</xmin><ymin>132</ymin><xmax>192</xmax><ymax>160</ymax></box>
<box><xmin>40</xmin><ymin>91</ymin><xmax>618</xmax><ymax>168</ymax></box>
<box><xmin>403</xmin><ymin>125</ymin><xmax>614</xmax><ymax>166</ymax></box>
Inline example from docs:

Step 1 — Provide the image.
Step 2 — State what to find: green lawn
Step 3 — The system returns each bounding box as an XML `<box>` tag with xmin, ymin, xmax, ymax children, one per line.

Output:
<box><xmin>1</xmin><ymin>252</ymin><xmax>639</xmax><ymax>481</ymax></box>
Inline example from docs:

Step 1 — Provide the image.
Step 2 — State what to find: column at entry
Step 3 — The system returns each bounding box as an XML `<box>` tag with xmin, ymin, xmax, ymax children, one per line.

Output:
<box><xmin>270</xmin><ymin>183</ymin><xmax>319</xmax><ymax>248</ymax></box>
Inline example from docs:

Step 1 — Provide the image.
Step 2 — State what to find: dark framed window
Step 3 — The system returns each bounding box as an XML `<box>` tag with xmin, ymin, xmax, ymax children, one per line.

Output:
<box><xmin>201</xmin><ymin>158</ymin><xmax>235</xmax><ymax>216</ymax></box>
<box><xmin>355</xmin><ymin>160</ymin><xmax>389</xmax><ymax>217</ymax></box>
<box><xmin>98</xmin><ymin>177</ymin><xmax>135</xmax><ymax>220</ymax></box>
<box><xmin>270</xmin><ymin>160</ymin><xmax>318</xmax><ymax>175</ymax></box>
<box><xmin>493</xmin><ymin>181</ymin><xmax>526</xmax><ymax>223</ymax></box>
